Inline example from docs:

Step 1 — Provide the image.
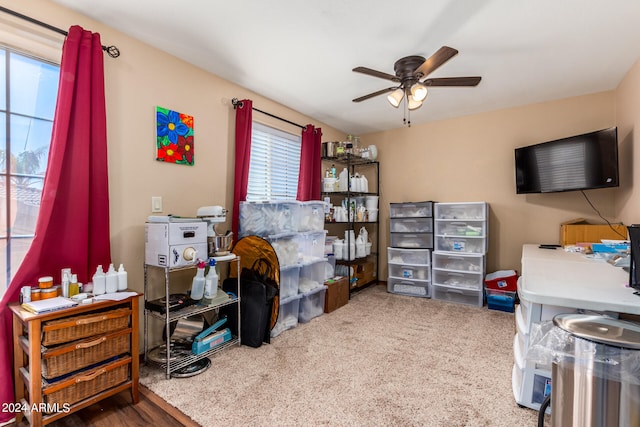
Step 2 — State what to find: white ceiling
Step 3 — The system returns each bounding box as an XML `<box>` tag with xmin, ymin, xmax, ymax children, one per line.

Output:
<box><xmin>51</xmin><ymin>0</ymin><xmax>640</xmax><ymax>135</ymax></box>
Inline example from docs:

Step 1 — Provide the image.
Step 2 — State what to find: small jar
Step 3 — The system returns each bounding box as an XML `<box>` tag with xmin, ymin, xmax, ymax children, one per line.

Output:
<box><xmin>41</xmin><ymin>288</ymin><xmax>57</xmax><ymax>300</ymax></box>
<box><xmin>30</xmin><ymin>288</ymin><xmax>41</xmax><ymax>301</ymax></box>
<box><xmin>38</xmin><ymin>276</ymin><xmax>54</xmax><ymax>289</ymax></box>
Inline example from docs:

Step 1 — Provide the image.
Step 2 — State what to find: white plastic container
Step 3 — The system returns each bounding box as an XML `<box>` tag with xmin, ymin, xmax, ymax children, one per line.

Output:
<box><xmin>323</xmin><ymin>177</ymin><xmax>336</xmax><ymax>192</ymax></box>
<box><xmin>92</xmin><ymin>265</ymin><xmax>106</xmax><ymax>295</ymax></box>
<box><xmin>271</xmin><ymin>293</ymin><xmax>303</xmax><ymax>338</ymax></box>
<box><xmin>387</xmin><ymin>247</ymin><xmax>431</xmax><ymax>265</ymax></box>
<box><xmin>298</xmin><ymin>285</ymin><xmax>327</xmax><ymax>323</ymax></box>
<box><xmin>368</xmin><ymin>209</ymin><xmax>378</xmax><ymax>222</ymax></box>
<box><xmin>105</xmin><ymin>263</ymin><xmax>118</xmax><ymax>293</ymax></box>
<box><xmin>365</xmin><ymin>195</ymin><xmax>378</xmax><ymax>210</ymax></box>
<box><xmin>280</xmin><ymin>265</ymin><xmax>300</xmax><ymax>299</ymax></box>
<box><xmin>333</xmin><ymin>240</ymin><xmax>344</xmax><ymax>260</ymax></box>
<box><xmin>117</xmin><ymin>264</ymin><xmax>128</xmax><ymax>291</ymax></box>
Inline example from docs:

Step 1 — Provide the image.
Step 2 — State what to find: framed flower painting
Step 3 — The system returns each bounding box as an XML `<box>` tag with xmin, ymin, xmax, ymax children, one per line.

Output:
<box><xmin>156</xmin><ymin>106</ymin><xmax>194</xmax><ymax>165</ymax></box>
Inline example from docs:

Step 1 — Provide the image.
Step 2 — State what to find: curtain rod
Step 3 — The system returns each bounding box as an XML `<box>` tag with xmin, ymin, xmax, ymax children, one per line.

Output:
<box><xmin>0</xmin><ymin>6</ymin><xmax>120</xmax><ymax>58</ymax></box>
<box><xmin>232</xmin><ymin>98</ymin><xmax>305</xmax><ymax>130</ymax></box>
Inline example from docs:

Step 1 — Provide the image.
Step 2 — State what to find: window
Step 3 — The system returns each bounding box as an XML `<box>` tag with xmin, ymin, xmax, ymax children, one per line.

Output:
<box><xmin>246</xmin><ymin>122</ymin><xmax>301</xmax><ymax>201</ymax></box>
<box><xmin>0</xmin><ymin>46</ymin><xmax>59</xmax><ymax>296</ymax></box>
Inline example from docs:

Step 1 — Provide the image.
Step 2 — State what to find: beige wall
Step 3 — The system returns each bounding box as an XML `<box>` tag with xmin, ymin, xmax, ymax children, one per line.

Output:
<box><xmin>615</xmin><ymin>57</ymin><xmax>640</xmax><ymax>224</ymax></box>
<box><xmin>365</xmin><ymin>92</ymin><xmax>617</xmax><ymax>275</ymax></box>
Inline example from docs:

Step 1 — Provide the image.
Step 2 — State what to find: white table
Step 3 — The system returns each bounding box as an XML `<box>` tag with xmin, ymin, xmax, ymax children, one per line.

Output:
<box><xmin>513</xmin><ymin>244</ymin><xmax>640</xmax><ymax>411</ymax></box>
<box><xmin>519</xmin><ymin>244</ymin><xmax>639</xmax><ymax>314</ymax></box>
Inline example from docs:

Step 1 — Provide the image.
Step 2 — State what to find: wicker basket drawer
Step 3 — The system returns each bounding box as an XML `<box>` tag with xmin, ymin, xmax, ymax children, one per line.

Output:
<box><xmin>41</xmin><ymin>329</ymin><xmax>131</xmax><ymax>379</ymax></box>
<box><xmin>43</xmin><ymin>357</ymin><xmax>130</xmax><ymax>412</ymax></box>
<box><xmin>41</xmin><ymin>308</ymin><xmax>130</xmax><ymax>346</ymax></box>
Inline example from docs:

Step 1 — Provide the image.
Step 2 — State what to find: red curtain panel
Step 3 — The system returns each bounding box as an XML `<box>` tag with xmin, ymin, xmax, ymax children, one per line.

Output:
<box><xmin>231</xmin><ymin>99</ymin><xmax>253</xmax><ymax>238</ymax></box>
<box><xmin>297</xmin><ymin>125</ymin><xmax>322</xmax><ymax>201</ymax></box>
<box><xmin>0</xmin><ymin>26</ymin><xmax>111</xmax><ymax>420</ymax></box>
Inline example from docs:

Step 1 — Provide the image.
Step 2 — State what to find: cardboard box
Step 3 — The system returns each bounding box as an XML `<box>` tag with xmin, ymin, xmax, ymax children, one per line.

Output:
<box><xmin>354</xmin><ymin>261</ymin><xmax>377</xmax><ymax>287</ymax></box>
<box><xmin>560</xmin><ymin>218</ymin><xmax>627</xmax><ymax>246</ymax></box>
<box><xmin>324</xmin><ymin>276</ymin><xmax>348</xmax><ymax>313</ymax></box>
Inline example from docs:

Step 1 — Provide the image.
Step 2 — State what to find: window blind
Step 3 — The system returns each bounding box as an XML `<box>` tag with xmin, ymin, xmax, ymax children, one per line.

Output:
<box><xmin>246</xmin><ymin>122</ymin><xmax>301</xmax><ymax>201</ymax></box>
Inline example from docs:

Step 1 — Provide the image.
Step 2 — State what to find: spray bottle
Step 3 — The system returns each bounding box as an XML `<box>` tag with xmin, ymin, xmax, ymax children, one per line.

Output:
<box><xmin>203</xmin><ymin>258</ymin><xmax>218</xmax><ymax>305</ymax></box>
<box><xmin>190</xmin><ymin>261</ymin><xmax>206</xmax><ymax>301</ymax></box>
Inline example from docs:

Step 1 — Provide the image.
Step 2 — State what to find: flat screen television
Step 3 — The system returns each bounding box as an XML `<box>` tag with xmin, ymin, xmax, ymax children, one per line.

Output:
<box><xmin>515</xmin><ymin>127</ymin><xmax>619</xmax><ymax>194</ymax></box>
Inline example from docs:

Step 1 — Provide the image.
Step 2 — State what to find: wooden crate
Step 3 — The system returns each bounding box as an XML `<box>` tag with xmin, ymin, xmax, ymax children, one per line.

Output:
<box><xmin>560</xmin><ymin>220</ymin><xmax>627</xmax><ymax>246</ymax></box>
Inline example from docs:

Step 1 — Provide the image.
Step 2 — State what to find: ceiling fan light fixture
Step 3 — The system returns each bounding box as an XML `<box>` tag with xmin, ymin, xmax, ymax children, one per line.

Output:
<box><xmin>410</xmin><ymin>83</ymin><xmax>428</xmax><ymax>102</ymax></box>
<box><xmin>387</xmin><ymin>88</ymin><xmax>404</xmax><ymax>108</ymax></box>
<box><xmin>407</xmin><ymin>97</ymin><xmax>423</xmax><ymax>110</ymax></box>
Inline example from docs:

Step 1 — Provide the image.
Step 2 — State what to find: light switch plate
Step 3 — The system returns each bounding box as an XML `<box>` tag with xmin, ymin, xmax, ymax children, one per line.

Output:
<box><xmin>151</xmin><ymin>196</ymin><xmax>162</xmax><ymax>213</ymax></box>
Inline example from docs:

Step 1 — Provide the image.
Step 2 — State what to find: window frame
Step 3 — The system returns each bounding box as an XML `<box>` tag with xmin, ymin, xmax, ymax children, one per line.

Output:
<box><xmin>246</xmin><ymin>121</ymin><xmax>301</xmax><ymax>202</ymax></box>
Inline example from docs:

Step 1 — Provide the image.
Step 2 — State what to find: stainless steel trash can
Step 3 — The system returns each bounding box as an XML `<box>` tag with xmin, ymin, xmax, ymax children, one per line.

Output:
<box><xmin>550</xmin><ymin>314</ymin><xmax>640</xmax><ymax>427</ymax></box>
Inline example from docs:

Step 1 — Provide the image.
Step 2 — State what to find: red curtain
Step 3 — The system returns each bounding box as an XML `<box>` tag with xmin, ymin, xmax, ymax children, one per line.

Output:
<box><xmin>231</xmin><ymin>99</ymin><xmax>253</xmax><ymax>237</ymax></box>
<box><xmin>0</xmin><ymin>26</ymin><xmax>111</xmax><ymax>420</ymax></box>
<box><xmin>297</xmin><ymin>125</ymin><xmax>322</xmax><ymax>201</ymax></box>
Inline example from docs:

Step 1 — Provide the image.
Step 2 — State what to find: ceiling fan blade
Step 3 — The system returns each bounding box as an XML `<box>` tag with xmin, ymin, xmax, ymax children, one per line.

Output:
<box><xmin>414</xmin><ymin>46</ymin><xmax>458</xmax><ymax>78</ymax></box>
<box><xmin>352</xmin><ymin>87</ymin><xmax>398</xmax><ymax>103</ymax></box>
<box><xmin>352</xmin><ymin>66</ymin><xmax>399</xmax><ymax>82</ymax></box>
<box><xmin>423</xmin><ymin>76</ymin><xmax>482</xmax><ymax>87</ymax></box>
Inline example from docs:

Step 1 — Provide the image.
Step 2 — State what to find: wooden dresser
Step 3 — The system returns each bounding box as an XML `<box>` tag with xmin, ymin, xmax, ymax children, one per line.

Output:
<box><xmin>9</xmin><ymin>292</ymin><xmax>142</xmax><ymax>427</ymax></box>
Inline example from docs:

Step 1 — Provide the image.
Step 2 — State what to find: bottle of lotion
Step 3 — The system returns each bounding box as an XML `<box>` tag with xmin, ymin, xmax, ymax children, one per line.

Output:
<box><xmin>105</xmin><ymin>263</ymin><xmax>118</xmax><ymax>293</ymax></box>
<box><xmin>117</xmin><ymin>264</ymin><xmax>128</xmax><ymax>291</ymax></box>
<box><xmin>93</xmin><ymin>265</ymin><xmax>106</xmax><ymax>295</ymax></box>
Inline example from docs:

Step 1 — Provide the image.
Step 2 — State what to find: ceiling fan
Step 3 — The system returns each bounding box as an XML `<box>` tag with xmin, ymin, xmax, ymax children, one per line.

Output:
<box><xmin>352</xmin><ymin>46</ymin><xmax>481</xmax><ymax>115</ymax></box>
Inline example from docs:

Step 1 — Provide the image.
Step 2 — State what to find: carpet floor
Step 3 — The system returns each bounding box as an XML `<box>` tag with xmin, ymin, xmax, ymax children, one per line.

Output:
<box><xmin>140</xmin><ymin>283</ymin><xmax>539</xmax><ymax>426</ymax></box>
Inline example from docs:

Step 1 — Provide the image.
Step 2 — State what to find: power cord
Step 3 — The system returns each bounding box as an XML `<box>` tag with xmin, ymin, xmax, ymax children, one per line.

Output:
<box><xmin>580</xmin><ymin>190</ymin><xmax>627</xmax><ymax>239</ymax></box>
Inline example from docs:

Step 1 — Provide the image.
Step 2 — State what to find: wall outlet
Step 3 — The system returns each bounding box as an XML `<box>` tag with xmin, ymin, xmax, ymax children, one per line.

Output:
<box><xmin>151</xmin><ymin>196</ymin><xmax>162</xmax><ymax>213</ymax></box>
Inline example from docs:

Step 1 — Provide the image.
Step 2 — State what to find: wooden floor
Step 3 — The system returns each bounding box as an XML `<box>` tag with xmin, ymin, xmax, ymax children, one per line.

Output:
<box><xmin>8</xmin><ymin>386</ymin><xmax>199</xmax><ymax>427</ymax></box>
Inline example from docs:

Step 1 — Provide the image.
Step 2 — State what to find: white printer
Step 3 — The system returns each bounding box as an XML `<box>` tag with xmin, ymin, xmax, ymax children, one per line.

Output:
<box><xmin>145</xmin><ymin>216</ymin><xmax>208</xmax><ymax>267</ymax></box>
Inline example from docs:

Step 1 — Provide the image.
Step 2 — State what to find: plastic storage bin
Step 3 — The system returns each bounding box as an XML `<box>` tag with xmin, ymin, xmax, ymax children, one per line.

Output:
<box><xmin>484</xmin><ymin>270</ymin><xmax>518</xmax><ymax>292</ymax></box>
<box><xmin>387</xmin><ymin>247</ymin><xmax>431</xmax><ymax>265</ymax></box>
<box><xmin>390</xmin><ymin>232</ymin><xmax>433</xmax><ymax>249</ymax></box>
<box><xmin>279</xmin><ymin>265</ymin><xmax>300</xmax><ymax>299</ymax></box>
<box><xmin>299</xmin><ymin>260</ymin><xmax>326</xmax><ymax>293</ymax></box>
<box><xmin>390</xmin><ymin>217</ymin><xmax>434</xmax><ymax>233</ymax></box>
<box><xmin>434</xmin><ymin>219</ymin><xmax>486</xmax><ymax>237</ymax></box>
<box><xmin>239</xmin><ymin>200</ymin><xmax>302</xmax><ymax>236</ymax></box>
<box><xmin>387</xmin><ymin>277</ymin><xmax>430</xmax><ymax>298</ymax></box>
<box><xmin>486</xmin><ymin>288</ymin><xmax>516</xmax><ymax>312</ymax></box>
<box><xmin>388</xmin><ymin>263</ymin><xmax>431</xmax><ymax>281</ymax></box>
<box><xmin>299</xmin><ymin>230</ymin><xmax>327</xmax><ymax>263</ymax></box>
<box><xmin>390</xmin><ymin>201</ymin><xmax>433</xmax><ymax>218</ymax></box>
<box><xmin>432</xmin><ymin>252</ymin><xmax>484</xmax><ymax>273</ymax></box>
<box><xmin>298</xmin><ymin>285</ymin><xmax>327</xmax><ymax>323</ymax></box>
<box><xmin>271</xmin><ymin>293</ymin><xmax>303</xmax><ymax>338</ymax></box>
<box><xmin>432</xmin><ymin>269</ymin><xmax>484</xmax><ymax>290</ymax></box>
<box><xmin>435</xmin><ymin>235</ymin><xmax>487</xmax><ymax>254</ymax></box>
<box><xmin>434</xmin><ymin>202</ymin><xmax>487</xmax><ymax>220</ymax></box>
<box><xmin>298</xmin><ymin>201</ymin><xmax>326</xmax><ymax>232</ymax></box>
<box><xmin>432</xmin><ymin>283</ymin><xmax>483</xmax><ymax>306</ymax></box>
<box><xmin>267</xmin><ymin>233</ymin><xmax>301</xmax><ymax>267</ymax></box>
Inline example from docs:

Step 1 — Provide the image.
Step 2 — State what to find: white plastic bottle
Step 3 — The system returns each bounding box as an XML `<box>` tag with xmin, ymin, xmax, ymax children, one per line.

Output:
<box><xmin>105</xmin><ymin>263</ymin><xmax>118</xmax><ymax>293</ymax></box>
<box><xmin>203</xmin><ymin>259</ymin><xmax>218</xmax><ymax>305</ymax></box>
<box><xmin>117</xmin><ymin>264</ymin><xmax>128</xmax><ymax>291</ymax></box>
<box><xmin>190</xmin><ymin>261</ymin><xmax>206</xmax><ymax>301</ymax></box>
<box><xmin>93</xmin><ymin>265</ymin><xmax>106</xmax><ymax>295</ymax></box>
